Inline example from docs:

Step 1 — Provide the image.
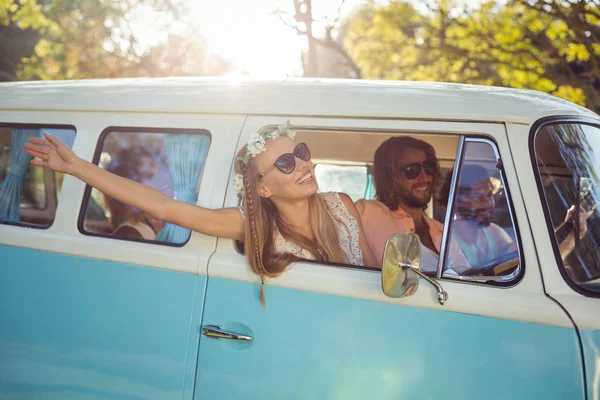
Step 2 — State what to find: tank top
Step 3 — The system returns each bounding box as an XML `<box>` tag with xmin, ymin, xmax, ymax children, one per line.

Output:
<box><xmin>454</xmin><ymin>225</ymin><xmax>498</xmax><ymax>266</ymax></box>
<box><xmin>239</xmin><ymin>192</ymin><xmax>363</xmax><ymax>266</ymax></box>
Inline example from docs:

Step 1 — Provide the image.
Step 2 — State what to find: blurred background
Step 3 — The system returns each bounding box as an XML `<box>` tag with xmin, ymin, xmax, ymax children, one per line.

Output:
<box><xmin>1</xmin><ymin>0</ymin><xmax>599</xmax><ymax>112</ymax></box>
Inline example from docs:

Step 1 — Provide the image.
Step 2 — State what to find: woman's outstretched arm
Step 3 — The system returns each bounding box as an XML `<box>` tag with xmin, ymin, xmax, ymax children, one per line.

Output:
<box><xmin>25</xmin><ymin>133</ymin><xmax>244</xmax><ymax>241</ymax></box>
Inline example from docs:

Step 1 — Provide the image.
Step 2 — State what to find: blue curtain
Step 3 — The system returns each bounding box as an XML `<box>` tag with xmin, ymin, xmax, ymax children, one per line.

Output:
<box><xmin>0</xmin><ymin>129</ymin><xmax>40</xmax><ymax>223</ymax></box>
<box><xmin>155</xmin><ymin>134</ymin><xmax>210</xmax><ymax>243</ymax></box>
<box><xmin>364</xmin><ymin>165</ymin><xmax>376</xmax><ymax>200</ymax></box>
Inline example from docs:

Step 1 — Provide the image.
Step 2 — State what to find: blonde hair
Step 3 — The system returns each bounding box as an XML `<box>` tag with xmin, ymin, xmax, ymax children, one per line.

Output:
<box><xmin>234</xmin><ymin>145</ymin><xmax>348</xmax><ymax>306</ymax></box>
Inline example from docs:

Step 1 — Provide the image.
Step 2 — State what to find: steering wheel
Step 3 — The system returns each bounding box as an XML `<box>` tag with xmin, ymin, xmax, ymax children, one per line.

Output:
<box><xmin>460</xmin><ymin>250</ymin><xmax>520</xmax><ymax>277</ymax></box>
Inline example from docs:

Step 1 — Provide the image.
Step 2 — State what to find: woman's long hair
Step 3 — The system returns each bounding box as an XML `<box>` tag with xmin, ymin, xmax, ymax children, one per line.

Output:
<box><xmin>234</xmin><ymin>144</ymin><xmax>348</xmax><ymax>306</ymax></box>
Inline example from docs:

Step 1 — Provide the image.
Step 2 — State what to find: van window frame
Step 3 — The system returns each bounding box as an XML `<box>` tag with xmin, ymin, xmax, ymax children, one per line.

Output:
<box><xmin>243</xmin><ymin>126</ymin><xmax>525</xmax><ymax>288</ymax></box>
<box><xmin>529</xmin><ymin>115</ymin><xmax>600</xmax><ymax>299</ymax></box>
<box><xmin>0</xmin><ymin>122</ymin><xmax>76</xmax><ymax>230</ymax></box>
<box><xmin>437</xmin><ymin>135</ymin><xmax>525</xmax><ymax>287</ymax></box>
<box><xmin>77</xmin><ymin>126</ymin><xmax>212</xmax><ymax>248</ymax></box>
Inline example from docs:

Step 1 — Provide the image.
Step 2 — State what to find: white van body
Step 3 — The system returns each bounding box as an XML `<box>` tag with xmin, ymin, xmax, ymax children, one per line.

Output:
<box><xmin>0</xmin><ymin>78</ymin><xmax>598</xmax><ymax>399</ymax></box>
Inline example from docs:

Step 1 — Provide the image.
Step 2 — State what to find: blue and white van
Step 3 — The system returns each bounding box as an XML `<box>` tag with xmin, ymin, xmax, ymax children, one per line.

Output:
<box><xmin>0</xmin><ymin>78</ymin><xmax>598</xmax><ymax>399</ymax></box>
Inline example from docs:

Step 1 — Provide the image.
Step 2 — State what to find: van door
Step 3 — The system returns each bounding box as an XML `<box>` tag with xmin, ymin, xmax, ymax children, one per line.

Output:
<box><xmin>194</xmin><ymin>117</ymin><xmax>584</xmax><ymax>399</ymax></box>
<box><xmin>0</xmin><ymin>113</ymin><xmax>244</xmax><ymax>399</ymax></box>
<box><xmin>509</xmin><ymin>118</ymin><xmax>600</xmax><ymax>400</ymax></box>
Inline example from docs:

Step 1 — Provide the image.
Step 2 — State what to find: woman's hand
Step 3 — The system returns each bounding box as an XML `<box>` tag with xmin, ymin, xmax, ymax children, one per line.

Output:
<box><xmin>24</xmin><ymin>132</ymin><xmax>81</xmax><ymax>175</ymax></box>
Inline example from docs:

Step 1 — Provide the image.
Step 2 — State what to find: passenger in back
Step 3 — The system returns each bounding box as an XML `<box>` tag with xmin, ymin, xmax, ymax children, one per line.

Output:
<box><xmin>356</xmin><ymin>137</ymin><xmax>470</xmax><ymax>274</ymax></box>
<box><xmin>438</xmin><ymin>164</ymin><xmax>516</xmax><ymax>270</ymax></box>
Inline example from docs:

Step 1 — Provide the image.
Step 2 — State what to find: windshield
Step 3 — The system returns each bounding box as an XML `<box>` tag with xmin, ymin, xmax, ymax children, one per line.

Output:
<box><xmin>534</xmin><ymin>122</ymin><xmax>600</xmax><ymax>295</ymax></box>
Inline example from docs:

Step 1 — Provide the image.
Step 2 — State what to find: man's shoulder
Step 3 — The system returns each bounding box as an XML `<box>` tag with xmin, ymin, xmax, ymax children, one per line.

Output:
<box><xmin>424</xmin><ymin>214</ymin><xmax>444</xmax><ymax>230</ymax></box>
<box><xmin>354</xmin><ymin>199</ymin><xmax>391</xmax><ymax>215</ymax></box>
<box><xmin>488</xmin><ymin>222</ymin><xmax>514</xmax><ymax>242</ymax></box>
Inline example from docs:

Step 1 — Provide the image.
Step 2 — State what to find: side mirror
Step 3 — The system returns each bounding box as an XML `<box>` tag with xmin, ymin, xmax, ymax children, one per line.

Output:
<box><xmin>381</xmin><ymin>233</ymin><xmax>449</xmax><ymax>305</ymax></box>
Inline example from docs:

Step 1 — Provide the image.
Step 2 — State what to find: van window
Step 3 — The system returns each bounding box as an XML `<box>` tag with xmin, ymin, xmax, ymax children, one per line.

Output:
<box><xmin>314</xmin><ymin>163</ymin><xmax>374</xmax><ymax>202</ymax></box>
<box><xmin>80</xmin><ymin>128</ymin><xmax>211</xmax><ymax>246</ymax></box>
<box><xmin>534</xmin><ymin>122</ymin><xmax>600</xmax><ymax>295</ymax></box>
<box><xmin>442</xmin><ymin>139</ymin><xmax>520</xmax><ymax>281</ymax></box>
<box><xmin>0</xmin><ymin>126</ymin><xmax>76</xmax><ymax>228</ymax></box>
<box><xmin>292</xmin><ymin>129</ymin><xmax>521</xmax><ymax>285</ymax></box>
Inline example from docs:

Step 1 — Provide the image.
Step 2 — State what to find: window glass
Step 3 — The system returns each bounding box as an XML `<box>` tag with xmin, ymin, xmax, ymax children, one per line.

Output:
<box><xmin>314</xmin><ymin>163</ymin><xmax>374</xmax><ymax>202</ymax></box>
<box><xmin>0</xmin><ymin>126</ymin><xmax>76</xmax><ymax>228</ymax></box>
<box><xmin>442</xmin><ymin>140</ymin><xmax>520</xmax><ymax>281</ymax></box>
<box><xmin>81</xmin><ymin>129</ymin><xmax>211</xmax><ymax>245</ymax></box>
<box><xmin>290</xmin><ymin>129</ymin><xmax>460</xmax><ymax>270</ymax></box>
<box><xmin>534</xmin><ymin>122</ymin><xmax>600</xmax><ymax>295</ymax></box>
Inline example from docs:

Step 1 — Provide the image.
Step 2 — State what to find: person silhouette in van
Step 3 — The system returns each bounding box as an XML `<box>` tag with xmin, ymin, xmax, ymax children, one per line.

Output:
<box><xmin>438</xmin><ymin>164</ymin><xmax>516</xmax><ymax>269</ymax></box>
<box><xmin>24</xmin><ymin>121</ymin><xmax>378</xmax><ymax>305</ymax></box>
<box><xmin>438</xmin><ymin>164</ymin><xmax>593</xmax><ymax>275</ymax></box>
<box><xmin>356</xmin><ymin>136</ymin><xmax>470</xmax><ymax>274</ymax></box>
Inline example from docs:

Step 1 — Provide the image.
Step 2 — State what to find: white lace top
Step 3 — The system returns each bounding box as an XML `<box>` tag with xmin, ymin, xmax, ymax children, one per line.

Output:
<box><xmin>239</xmin><ymin>192</ymin><xmax>363</xmax><ymax>266</ymax></box>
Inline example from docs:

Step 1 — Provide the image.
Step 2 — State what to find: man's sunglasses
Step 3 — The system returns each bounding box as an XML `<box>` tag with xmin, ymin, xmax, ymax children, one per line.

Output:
<box><xmin>260</xmin><ymin>142</ymin><xmax>311</xmax><ymax>178</ymax></box>
<box><xmin>400</xmin><ymin>160</ymin><xmax>436</xmax><ymax>180</ymax></box>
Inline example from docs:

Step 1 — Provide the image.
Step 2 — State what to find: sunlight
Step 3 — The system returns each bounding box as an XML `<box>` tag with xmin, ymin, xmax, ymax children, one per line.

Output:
<box><xmin>188</xmin><ymin>0</ymin><xmax>304</xmax><ymax>77</ymax></box>
<box><xmin>127</xmin><ymin>0</ymin><xmax>485</xmax><ymax>78</ymax></box>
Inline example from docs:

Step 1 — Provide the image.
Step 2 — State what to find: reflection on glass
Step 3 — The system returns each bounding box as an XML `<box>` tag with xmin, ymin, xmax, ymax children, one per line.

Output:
<box><xmin>443</xmin><ymin>141</ymin><xmax>520</xmax><ymax>278</ymax></box>
<box><xmin>535</xmin><ymin>123</ymin><xmax>600</xmax><ymax>294</ymax></box>
<box><xmin>21</xmin><ymin>166</ymin><xmax>47</xmax><ymax>210</ymax></box>
<box><xmin>81</xmin><ymin>130</ymin><xmax>210</xmax><ymax>245</ymax></box>
<box><xmin>82</xmin><ymin>131</ymin><xmax>172</xmax><ymax>241</ymax></box>
<box><xmin>0</xmin><ymin>127</ymin><xmax>76</xmax><ymax>227</ymax></box>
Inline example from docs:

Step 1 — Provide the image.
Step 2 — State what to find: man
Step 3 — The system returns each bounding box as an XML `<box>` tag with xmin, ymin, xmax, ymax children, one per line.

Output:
<box><xmin>438</xmin><ymin>164</ymin><xmax>590</xmax><ymax>275</ymax></box>
<box><xmin>356</xmin><ymin>136</ymin><xmax>470</xmax><ymax>274</ymax></box>
<box><xmin>438</xmin><ymin>164</ymin><xmax>516</xmax><ymax>269</ymax></box>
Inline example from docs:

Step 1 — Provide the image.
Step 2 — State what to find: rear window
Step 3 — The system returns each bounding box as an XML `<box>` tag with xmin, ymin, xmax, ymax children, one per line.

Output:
<box><xmin>79</xmin><ymin>128</ymin><xmax>211</xmax><ymax>246</ymax></box>
<box><xmin>0</xmin><ymin>126</ymin><xmax>76</xmax><ymax>228</ymax></box>
<box><xmin>534</xmin><ymin>121</ymin><xmax>600</xmax><ymax>296</ymax></box>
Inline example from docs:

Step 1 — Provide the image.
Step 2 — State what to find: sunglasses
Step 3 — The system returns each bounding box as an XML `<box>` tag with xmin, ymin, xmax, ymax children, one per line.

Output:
<box><xmin>260</xmin><ymin>142</ymin><xmax>311</xmax><ymax>178</ymax></box>
<box><xmin>400</xmin><ymin>160</ymin><xmax>436</xmax><ymax>180</ymax></box>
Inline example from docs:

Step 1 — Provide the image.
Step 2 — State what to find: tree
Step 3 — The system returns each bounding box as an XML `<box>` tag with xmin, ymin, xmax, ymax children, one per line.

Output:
<box><xmin>0</xmin><ymin>0</ymin><xmax>51</xmax><ymax>80</ymax></box>
<box><xmin>343</xmin><ymin>0</ymin><xmax>600</xmax><ymax>111</ymax></box>
<box><xmin>0</xmin><ymin>0</ymin><xmax>235</xmax><ymax>81</ymax></box>
<box><xmin>274</xmin><ymin>0</ymin><xmax>361</xmax><ymax>78</ymax></box>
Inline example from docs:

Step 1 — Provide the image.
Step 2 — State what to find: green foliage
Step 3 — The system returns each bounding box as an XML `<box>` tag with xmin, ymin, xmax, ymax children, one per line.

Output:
<box><xmin>344</xmin><ymin>0</ymin><xmax>600</xmax><ymax>112</ymax></box>
<box><xmin>0</xmin><ymin>0</ymin><xmax>234</xmax><ymax>81</ymax></box>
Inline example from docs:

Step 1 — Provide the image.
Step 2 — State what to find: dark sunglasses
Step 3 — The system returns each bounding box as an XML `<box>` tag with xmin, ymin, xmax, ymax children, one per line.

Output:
<box><xmin>400</xmin><ymin>160</ymin><xmax>436</xmax><ymax>180</ymax></box>
<box><xmin>260</xmin><ymin>142</ymin><xmax>311</xmax><ymax>178</ymax></box>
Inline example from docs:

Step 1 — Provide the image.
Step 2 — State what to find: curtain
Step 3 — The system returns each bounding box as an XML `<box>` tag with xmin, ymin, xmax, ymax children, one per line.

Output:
<box><xmin>364</xmin><ymin>165</ymin><xmax>376</xmax><ymax>200</ymax></box>
<box><xmin>155</xmin><ymin>134</ymin><xmax>211</xmax><ymax>243</ymax></box>
<box><xmin>0</xmin><ymin>129</ymin><xmax>40</xmax><ymax>223</ymax></box>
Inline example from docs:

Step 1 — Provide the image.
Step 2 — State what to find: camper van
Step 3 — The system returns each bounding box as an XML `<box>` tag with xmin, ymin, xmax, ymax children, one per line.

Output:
<box><xmin>0</xmin><ymin>78</ymin><xmax>598</xmax><ymax>399</ymax></box>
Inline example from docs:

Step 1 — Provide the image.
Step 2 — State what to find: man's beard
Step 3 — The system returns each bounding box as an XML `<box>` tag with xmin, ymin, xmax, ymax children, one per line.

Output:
<box><xmin>397</xmin><ymin>186</ymin><xmax>431</xmax><ymax>209</ymax></box>
<box><xmin>475</xmin><ymin>215</ymin><xmax>492</xmax><ymax>226</ymax></box>
<box><xmin>457</xmin><ymin>205</ymin><xmax>493</xmax><ymax>226</ymax></box>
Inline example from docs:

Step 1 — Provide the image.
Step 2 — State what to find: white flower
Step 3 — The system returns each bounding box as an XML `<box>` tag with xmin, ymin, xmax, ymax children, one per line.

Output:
<box><xmin>287</xmin><ymin>130</ymin><xmax>296</xmax><ymax>140</ymax></box>
<box><xmin>232</xmin><ymin>174</ymin><xmax>244</xmax><ymax>194</ymax></box>
<box><xmin>248</xmin><ymin>132</ymin><xmax>263</xmax><ymax>144</ymax></box>
<box><xmin>248</xmin><ymin>141</ymin><xmax>266</xmax><ymax>157</ymax></box>
<box><xmin>247</xmin><ymin>133</ymin><xmax>266</xmax><ymax>157</ymax></box>
<box><xmin>267</xmin><ymin>129</ymin><xmax>280</xmax><ymax>140</ymax></box>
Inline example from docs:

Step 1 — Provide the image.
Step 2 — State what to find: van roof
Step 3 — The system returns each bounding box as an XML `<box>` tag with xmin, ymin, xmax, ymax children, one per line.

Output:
<box><xmin>0</xmin><ymin>77</ymin><xmax>596</xmax><ymax>124</ymax></box>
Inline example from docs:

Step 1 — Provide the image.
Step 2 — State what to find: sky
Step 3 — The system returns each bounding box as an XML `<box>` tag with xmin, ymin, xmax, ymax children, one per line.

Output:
<box><xmin>130</xmin><ymin>0</ymin><xmax>380</xmax><ymax>78</ymax></box>
<box><xmin>186</xmin><ymin>0</ymin><xmax>372</xmax><ymax>77</ymax></box>
<box><xmin>131</xmin><ymin>0</ymin><xmax>482</xmax><ymax>78</ymax></box>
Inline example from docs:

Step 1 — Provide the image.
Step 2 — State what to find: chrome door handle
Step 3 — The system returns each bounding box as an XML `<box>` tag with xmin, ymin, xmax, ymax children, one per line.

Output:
<box><xmin>202</xmin><ymin>325</ymin><xmax>253</xmax><ymax>341</ymax></box>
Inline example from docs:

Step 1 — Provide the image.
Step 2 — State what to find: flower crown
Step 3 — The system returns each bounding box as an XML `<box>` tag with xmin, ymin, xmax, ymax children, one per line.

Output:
<box><xmin>232</xmin><ymin>120</ymin><xmax>296</xmax><ymax>194</ymax></box>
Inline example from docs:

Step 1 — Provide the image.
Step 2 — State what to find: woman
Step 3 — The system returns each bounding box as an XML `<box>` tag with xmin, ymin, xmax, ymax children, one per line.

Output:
<box><xmin>25</xmin><ymin>122</ymin><xmax>378</xmax><ymax>304</ymax></box>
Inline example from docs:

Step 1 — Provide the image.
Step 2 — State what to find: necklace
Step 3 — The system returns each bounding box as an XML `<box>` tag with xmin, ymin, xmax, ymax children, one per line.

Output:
<box><xmin>316</xmin><ymin>246</ymin><xmax>324</xmax><ymax>258</ymax></box>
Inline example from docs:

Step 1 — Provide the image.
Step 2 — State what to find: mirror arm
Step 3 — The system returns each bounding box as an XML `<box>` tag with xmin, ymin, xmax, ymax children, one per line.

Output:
<box><xmin>399</xmin><ymin>262</ymin><xmax>449</xmax><ymax>305</ymax></box>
